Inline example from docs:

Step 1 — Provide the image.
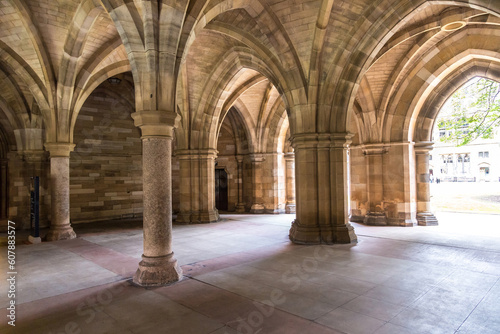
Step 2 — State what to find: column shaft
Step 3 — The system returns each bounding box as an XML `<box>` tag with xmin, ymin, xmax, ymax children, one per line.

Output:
<box><xmin>250</xmin><ymin>154</ymin><xmax>265</xmax><ymax>213</ymax></box>
<box><xmin>45</xmin><ymin>144</ymin><xmax>76</xmax><ymax>241</ymax></box>
<box><xmin>363</xmin><ymin>145</ymin><xmax>388</xmax><ymax>225</ymax></box>
<box><xmin>176</xmin><ymin>150</ymin><xmax>219</xmax><ymax>224</ymax></box>
<box><xmin>415</xmin><ymin>142</ymin><xmax>438</xmax><ymax>226</ymax></box>
<box><xmin>236</xmin><ymin>155</ymin><xmax>245</xmax><ymax>213</ymax></box>
<box><xmin>284</xmin><ymin>153</ymin><xmax>296</xmax><ymax>214</ymax></box>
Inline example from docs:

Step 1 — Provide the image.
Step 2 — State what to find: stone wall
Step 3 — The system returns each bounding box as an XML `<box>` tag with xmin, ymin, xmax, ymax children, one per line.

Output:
<box><xmin>70</xmin><ymin>88</ymin><xmax>143</xmax><ymax>223</ymax></box>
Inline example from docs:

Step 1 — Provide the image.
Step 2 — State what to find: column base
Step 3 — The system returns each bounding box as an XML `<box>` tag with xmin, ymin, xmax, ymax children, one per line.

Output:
<box><xmin>133</xmin><ymin>253</ymin><xmax>182</xmax><ymax>287</ymax></box>
<box><xmin>250</xmin><ymin>204</ymin><xmax>265</xmax><ymax>214</ymax></box>
<box><xmin>289</xmin><ymin>220</ymin><xmax>357</xmax><ymax>244</ymax></box>
<box><xmin>417</xmin><ymin>212</ymin><xmax>438</xmax><ymax>226</ymax></box>
<box><xmin>198</xmin><ymin>209</ymin><xmax>220</xmax><ymax>223</ymax></box>
<box><xmin>265</xmin><ymin>208</ymin><xmax>283</xmax><ymax>214</ymax></box>
<box><xmin>175</xmin><ymin>212</ymin><xmax>192</xmax><ymax>224</ymax></box>
<box><xmin>235</xmin><ymin>204</ymin><xmax>246</xmax><ymax>213</ymax></box>
<box><xmin>363</xmin><ymin>212</ymin><xmax>387</xmax><ymax>225</ymax></box>
<box><xmin>46</xmin><ymin>226</ymin><xmax>76</xmax><ymax>241</ymax></box>
<box><xmin>175</xmin><ymin>209</ymin><xmax>219</xmax><ymax>224</ymax></box>
<box><xmin>28</xmin><ymin>235</ymin><xmax>42</xmax><ymax>244</ymax></box>
<box><xmin>285</xmin><ymin>204</ymin><xmax>296</xmax><ymax>214</ymax></box>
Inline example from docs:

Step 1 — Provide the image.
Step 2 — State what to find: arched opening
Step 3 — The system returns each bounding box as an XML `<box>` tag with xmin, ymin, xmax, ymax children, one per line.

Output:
<box><xmin>430</xmin><ymin>77</ymin><xmax>500</xmax><ymax>214</ymax></box>
<box><xmin>70</xmin><ymin>72</ymin><xmax>142</xmax><ymax>224</ymax></box>
<box><xmin>215</xmin><ymin>107</ymin><xmax>250</xmax><ymax>212</ymax></box>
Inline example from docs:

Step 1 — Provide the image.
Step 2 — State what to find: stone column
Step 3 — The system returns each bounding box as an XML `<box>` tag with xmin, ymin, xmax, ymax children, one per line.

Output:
<box><xmin>284</xmin><ymin>152</ymin><xmax>296</xmax><ymax>214</ymax></box>
<box><xmin>131</xmin><ymin>111</ymin><xmax>182</xmax><ymax>286</ymax></box>
<box><xmin>249</xmin><ymin>153</ymin><xmax>265</xmax><ymax>213</ymax></box>
<box><xmin>235</xmin><ymin>155</ymin><xmax>245</xmax><ymax>213</ymax></box>
<box><xmin>383</xmin><ymin>142</ymin><xmax>417</xmax><ymax>226</ymax></box>
<box><xmin>415</xmin><ymin>141</ymin><xmax>438</xmax><ymax>226</ymax></box>
<box><xmin>176</xmin><ymin>149</ymin><xmax>219</xmax><ymax>224</ymax></box>
<box><xmin>363</xmin><ymin>145</ymin><xmax>387</xmax><ymax>225</ymax></box>
<box><xmin>289</xmin><ymin>133</ymin><xmax>357</xmax><ymax>244</ymax></box>
<box><xmin>263</xmin><ymin>153</ymin><xmax>281</xmax><ymax>214</ymax></box>
<box><xmin>44</xmin><ymin>143</ymin><xmax>77</xmax><ymax>241</ymax></box>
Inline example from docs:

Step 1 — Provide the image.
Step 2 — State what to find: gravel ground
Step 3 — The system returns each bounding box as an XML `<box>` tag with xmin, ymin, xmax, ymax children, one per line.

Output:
<box><xmin>430</xmin><ymin>181</ymin><xmax>500</xmax><ymax>214</ymax></box>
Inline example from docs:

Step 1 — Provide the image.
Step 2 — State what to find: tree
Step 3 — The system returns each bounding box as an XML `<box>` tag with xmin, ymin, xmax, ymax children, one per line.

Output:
<box><xmin>437</xmin><ymin>77</ymin><xmax>500</xmax><ymax>146</ymax></box>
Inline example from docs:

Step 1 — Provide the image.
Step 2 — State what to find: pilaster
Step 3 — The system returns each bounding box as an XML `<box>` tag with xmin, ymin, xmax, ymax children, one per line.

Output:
<box><xmin>249</xmin><ymin>153</ymin><xmax>265</xmax><ymax>213</ymax></box>
<box><xmin>362</xmin><ymin>144</ymin><xmax>388</xmax><ymax>226</ymax></box>
<box><xmin>176</xmin><ymin>149</ymin><xmax>219</xmax><ymax>224</ymax></box>
<box><xmin>235</xmin><ymin>155</ymin><xmax>245</xmax><ymax>213</ymax></box>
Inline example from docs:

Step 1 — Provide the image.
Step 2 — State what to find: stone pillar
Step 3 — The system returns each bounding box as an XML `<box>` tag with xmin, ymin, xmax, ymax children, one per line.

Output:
<box><xmin>363</xmin><ymin>145</ymin><xmax>387</xmax><ymax>225</ymax></box>
<box><xmin>176</xmin><ymin>149</ymin><xmax>219</xmax><ymax>224</ymax></box>
<box><xmin>289</xmin><ymin>133</ymin><xmax>357</xmax><ymax>244</ymax></box>
<box><xmin>415</xmin><ymin>142</ymin><xmax>438</xmax><ymax>226</ymax></box>
<box><xmin>235</xmin><ymin>155</ymin><xmax>245</xmax><ymax>213</ymax></box>
<box><xmin>131</xmin><ymin>111</ymin><xmax>182</xmax><ymax>286</ymax></box>
<box><xmin>284</xmin><ymin>152</ymin><xmax>296</xmax><ymax>214</ymax></box>
<box><xmin>263</xmin><ymin>153</ymin><xmax>281</xmax><ymax>214</ymax></box>
<box><xmin>44</xmin><ymin>143</ymin><xmax>77</xmax><ymax>241</ymax></box>
<box><xmin>250</xmin><ymin>153</ymin><xmax>265</xmax><ymax>213</ymax></box>
<box><xmin>383</xmin><ymin>142</ymin><xmax>417</xmax><ymax>226</ymax></box>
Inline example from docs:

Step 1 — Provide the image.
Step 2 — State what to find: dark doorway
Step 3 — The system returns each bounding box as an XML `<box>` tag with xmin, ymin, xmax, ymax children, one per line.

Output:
<box><xmin>215</xmin><ymin>168</ymin><xmax>228</xmax><ymax>211</ymax></box>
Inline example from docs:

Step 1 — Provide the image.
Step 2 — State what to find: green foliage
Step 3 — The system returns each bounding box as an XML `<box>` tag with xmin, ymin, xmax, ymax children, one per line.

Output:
<box><xmin>437</xmin><ymin>78</ymin><xmax>500</xmax><ymax>146</ymax></box>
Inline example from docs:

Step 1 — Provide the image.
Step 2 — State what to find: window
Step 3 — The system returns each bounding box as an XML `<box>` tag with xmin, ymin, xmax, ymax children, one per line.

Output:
<box><xmin>464</xmin><ymin>154</ymin><xmax>470</xmax><ymax>162</ymax></box>
<box><xmin>479</xmin><ymin>151</ymin><xmax>489</xmax><ymax>158</ymax></box>
<box><xmin>480</xmin><ymin>167</ymin><xmax>490</xmax><ymax>175</ymax></box>
<box><xmin>439</xmin><ymin>131</ymin><xmax>446</xmax><ymax>138</ymax></box>
<box><xmin>446</xmin><ymin>155</ymin><xmax>453</xmax><ymax>163</ymax></box>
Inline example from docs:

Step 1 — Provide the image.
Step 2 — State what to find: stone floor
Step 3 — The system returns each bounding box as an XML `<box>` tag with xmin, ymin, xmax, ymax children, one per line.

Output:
<box><xmin>1</xmin><ymin>212</ymin><xmax>499</xmax><ymax>334</ymax></box>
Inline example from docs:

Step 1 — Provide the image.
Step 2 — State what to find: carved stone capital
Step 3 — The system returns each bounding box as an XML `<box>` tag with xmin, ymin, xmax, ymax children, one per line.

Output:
<box><xmin>44</xmin><ymin>142</ymin><xmax>75</xmax><ymax>157</ymax></box>
<box><xmin>131</xmin><ymin>110</ymin><xmax>179</xmax><ymax>138</ymax></box>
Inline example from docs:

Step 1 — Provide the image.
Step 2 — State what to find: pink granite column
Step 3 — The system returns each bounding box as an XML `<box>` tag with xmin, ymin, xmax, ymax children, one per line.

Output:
<box><xmin>44</xmin><ymin>143</ymin><xmax>76</xmax><ymax>241</ymax></box>
<box><xmin>132</xmin><ymin>111</ymin><xmax>182</xmax><ymax>286</ymax></box>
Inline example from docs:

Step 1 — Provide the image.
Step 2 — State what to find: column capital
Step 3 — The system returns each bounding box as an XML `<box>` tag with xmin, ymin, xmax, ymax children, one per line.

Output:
<box><xmin>44</xmin><ymin>142</ymin><xmax>75</xmax><ymax>157</ymax></box>
<box><xmin>249</xmin><ymin>153</ymin><xmax>265</xmax><ymax>162</ymax></box>
<box><xmin>22</xmin><ymin>150</ymin><xmax>48</xmax><ymax>163</ymax></box>
<box><xmin>414</xmin><ymin>141</ymin><xmax>434</xmax><ymax>154</ymax></box>
<box><xmin>361</xmin><ymin>143</ymin><xmax>389</xmax><ymax>156</ymax></box>
<box><xmin>284</xmin><ymin>152</ymin><xmax>295</xmax><ymax>161</ymax></box>
<box><xmin>175</xmin><ymin>149</ymin><xmax>218</xmax><ymax>160</ymax></box>
<box><xmin>291</xmin><ymin>132</ymin><xmax>354</xmax><ymax>150</ymax></box>
<box><xmin>131</xmin><ymin>110</ymin><xmax>179</xmax><ymax>138</ymax></box>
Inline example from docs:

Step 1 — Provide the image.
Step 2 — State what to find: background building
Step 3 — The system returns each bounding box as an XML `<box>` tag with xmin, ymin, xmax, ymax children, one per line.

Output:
<box><xmin>430</xmin><ymin>127</ymin><xmax>500</xmax><ymax>182</ymax></box>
